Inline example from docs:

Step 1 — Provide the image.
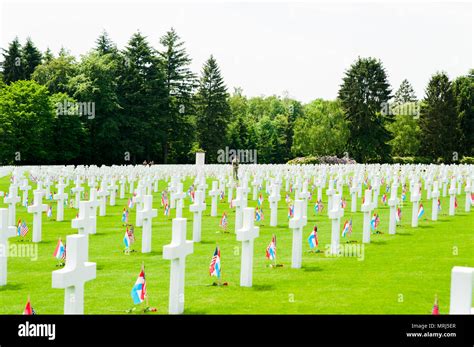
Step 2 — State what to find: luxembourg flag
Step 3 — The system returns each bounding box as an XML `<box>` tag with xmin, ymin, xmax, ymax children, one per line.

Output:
<box><xmin>308</xmin><ymin>226</ymin><xmax>318</xmax><ymax>249</ymax></box>
<box><xmin>46</xmin><ymin>205</ymin><xmax>53</xmax><ymax>218</ymax></box>
<box><xmin>121</xmin><ymin>208</ymin><xmax>128</xmax><ymax>223</ymax></box>
<box><xmin>288</xmin><ymin>205</ymin><xmax>294</xmax><ymax>219</ymax></box>
<box><xmin>417</xmin><ymin>204</ymin><xmax>425</xmax><ymax>219</ymax></box>
<box><xmin>342</xmin><ymin>220</ymin><xmax>351</xmax><ymax>237</ymax></box>
<box><xmin>53</xmin><ymin>238</ymin><xmax>66</xmax><ymax>260</ymax></box>
<box><xmin>255</xmin><ymin>207</ymin><xmax>262</xmax><ymax>222</ymax></box>
<box><xmin>382</xmin><ymin>194</ymin><xmax>387</xmax><ymax>205</ymax></box>
<box><xmin>266</xmin><ymin>235</ymin><xmax>276</xmax><ymax>260</ymax></box>
<box><xmin>164</xmin><ymin>203</ymin><xmax>170</xmax><ymax>216</ymax></box>
<box><xmin>370</xmin><ymin>214</ymin><xmax>378</xmax><ymax>231</ymax></box>
<box><xmin>257</xmin><ymin>194</ymin><xmax>264</xmax><ymax>207</ymax></box>
<box><xmin>17</xmin><ymin>219</ymin><xmax>22</xmax><ymax>236</ymax></box>
<box><xmin>123</xmin><ymin>230</ymin><xmax>131</xmax><ymax>249</ymax></box>
<box><xmin>131</xmin><ymin>268</ymin><xmax>147</xmax><ymax>304</ymax></box>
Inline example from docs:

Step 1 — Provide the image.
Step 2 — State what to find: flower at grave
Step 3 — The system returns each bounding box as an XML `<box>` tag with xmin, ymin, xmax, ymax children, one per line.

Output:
<box><xmin>23</xmin><ymin>297</ymin><xmax>36</xmax><ymax>315</ymax></box>
<box><xmin>209</xmin><ymin>246</ymin><xmax>221</xmax><ymax>279</ymax></box>
<box><xmin>308</xmin><ymin>226</ymin><xmax>319</xmax><ymax>249</ymax></box>
<box><xmin>417</xmin><ymin>204</ymin><xmax>425</xmax><ymax>219</ymax></box>
<box><xmin>131</xmin><ymin>267</ymin><xmax>147</xmax><ymax>304</ymax></box>
<box><xmin>219</xmin><ymin>212</ymin><xmax>228</xmax><ymax>230</ymax></box>
<box><xmin>266</xmin><ymin>235</ymin><xmax>277</xmax><ymax>260</ymax></box>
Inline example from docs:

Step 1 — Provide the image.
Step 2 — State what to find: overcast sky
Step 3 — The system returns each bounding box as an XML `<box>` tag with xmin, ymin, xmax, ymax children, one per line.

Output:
<box><xmin>0</xmin><ymin>0</ymin><xmax>472</xmax><ymax>102</ymax></box>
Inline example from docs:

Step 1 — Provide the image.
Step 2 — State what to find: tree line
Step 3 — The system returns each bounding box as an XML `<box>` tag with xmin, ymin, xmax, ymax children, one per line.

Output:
<box><xmin>0</xmin><ymin>30</ymin><xmax>472</xmax><ymax>165</ymax></box>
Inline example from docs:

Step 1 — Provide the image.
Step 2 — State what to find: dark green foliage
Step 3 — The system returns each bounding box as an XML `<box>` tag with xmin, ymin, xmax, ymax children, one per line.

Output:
<box><xmin>1</xmin><ymin>37</ymin><xmax>24</xmax><ymax>84</ymax></box>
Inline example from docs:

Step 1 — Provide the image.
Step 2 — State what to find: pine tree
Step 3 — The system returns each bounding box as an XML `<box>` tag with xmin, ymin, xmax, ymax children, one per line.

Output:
<box><xmin>95</xmin><ymin>31</ymin><xmax>118</xmax><ymax>55</ymax></box>
<box><xmin>452</xmin><ymin>70</ymin><xmax>473</xmax><ymax>157</ymax></box>
<box><xmin>419</xmin><ymin>72</ymin><xmax>460</xmax><ymax>162</ymax></box>
<box><xmin>22</xmin><ymin>38</ymin><xmax>42</xmax><ymax>80</ymax></box>
<box><xmin>1</xmin><ymin>37</ymin><xmax>25</xmax><ymax>83</ymax></box>
<box><xmin>158</xmin><ymin>28</ymin><xmax>197</xmax><ymax>163</ymax></box>
<box><xmin>117</xmin><ymin>32</ymin><xmax>166</xmax><ymax>163</ymax></box>
<box><xmin>43</xmin><ymin>48</ymin><xmax>54</xmax><ymax>63</ymax></box>
<box><xmin>394</xmin><ymin>79</ymin><xmax>417</xmax><ymax>105</ymax></box>
<box><xmin>338</xmin><ymin>57</ymin><xmax>393</xmax><ymax>162</ymax></box>
<box><xmin>195</xmin><ymin>56</ymin><xmax>231</xmax><ymax>163</ymax></box>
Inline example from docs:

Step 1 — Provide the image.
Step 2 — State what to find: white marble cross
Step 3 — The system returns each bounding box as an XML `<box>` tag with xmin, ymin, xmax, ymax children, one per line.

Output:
<box><xmin>72</xmin><ymin>201</ymin><xmax>96</xmax><ymax>237</ymax></box>
<box><xmin>53</xmin><ymin>178</ymin><xmax>68</xmax><ymax>222</ymax></box>
<box><xmin>236</xmin><ymin>207</ymin><xmax>259</xmax><ymax>286</ymax></box>
<box><xmin>464</xmin><ymin>176</ymin><xmax>472</xmax><ymax>213</ymax></box>
<box><xmin>350</xmin><ymin>178</ymin><xmax>358</xmax><ymax>213</ymax></box>
<box><xmin>71</xmin><ymin>176</ymin><xmax>84</xmax><ymax>209</ymax></box>
<box><xmin>137</xmin><ymin>195</ymin><xmax>158</xmax><ymax>253</ymax></box>
<box><xmin>108</xmin><ymin>178</ymin><xmax>118</xmax><ymax>206</ymax></box>
<box><xmin>326</xmin><ymin>179</ymin><xmax>335</xmax><ymax>217</ymax></box>
<box><xmin>233</xmin><ymin>187</ymin><xmax>246</xmax><ymax>233</ymax></box>
<box><xmin>329</xmin><ymin>194</ymin><xmax>344</xmax><ymax>254</ymax></box>
<box><xmin>410</xmin><ymin>182</ymin><xmax>421</xmax><ymax>227</ymax></box>
<box><xmin>172</xmin><ymin>182</ymin><xmax>186</xmax><ymax>218</ymax></box>
<box><xmin>449</xmin><ymin>266</ymin><xmax>474</xmax><ymax>314</ymax></box>
<box><xmin>27</xmin><ymin>190</ymin><xmax>48</xmax><ymax>243</ymax></box>
<box><xmin>268</xmin><ymin>183</ymin><xmax>280</xmax><ymax>227</ymax></box>
<box><xmin>448</xmin><ymin>178</ymin><xmax>457</xmax><ymax>216</ymax></box>
<box><xmin>289</xmin><ymin>199</ymin><xmax>307</xmax><ymax>267</ymax></box>
<box><xmin>189</xmin><ymin>190</ymin><xmax>206</xmax><ymax>242</ymax></box>
<box><xmin>4</xmin><ymin>185</ymin><xmax>20</xmax><ymax>227</ymax></box>
<box><xmin>251</xmin><ymin>176</ymin><xmax>260</xmax><ymax>201</ymax></box>
<box><xmin>431</xmin><ymin>181</ymin><xmax>440</xmax><ymax>221</ymax></box>
<box><xmin>163</xmin><ymin>218</ymin><xmax>193</xmax><ymax>314</ymax></box>
<box><xmin>133</xmin><ymin>182</ymin><xmax>145</xmax><ymax>226</ymax></box>
<box><xmin>119</xmin><ymin>176</ymin><xmax>126</xmax><ymax>199</ymax></box>
<box><xmin>97</xmin><ymin>180</ymin><xmax>109</xmax><ymax>217</ymax></box>
<box><xmin>88</xmin><ymin>189</ymin><xmax>99</xmax><ymax>234</ymax></box>
<box><xmin>299</xmin><ymin>181</ymin><xmax>311</xmax><ymax>218</ymax></box>
<box><xmin>19</xmin><ymin>179</ymin><xmax>31</xmax><ymax>207</ymax></box>
<box><xmin>0</xmin><ymin>208</ymin><xmax>16</xmax><ymax>286</ymax></box>
<box><xmin>52</xmin><ymin>234</ymin><xmax>96</xmax><ymax>314</ymax></box>
<box><xmin>387</xmin><ymin>183</ymin><xmax>399</xmax><ymax>235</ymax></box>
<box><xmin>209</xmin><ymin>181</ymin><xmax>220</xmax><ymax>217</ymax></box>
<box><xmin>361</xmin><ymin>189</ymin><xmax>375</xmax><ymax>243</ymax></box>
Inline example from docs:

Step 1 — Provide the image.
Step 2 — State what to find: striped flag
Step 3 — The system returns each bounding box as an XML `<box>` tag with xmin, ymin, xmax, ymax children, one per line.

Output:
<box><xmin>342</xmin><ymin>219</ymin><xmax>352</xmax><ymax>237</ymax></box>
<box><xmin>121</xmin><ymin>208</ymin><xmax>128</xmax><ymax>223</ymax></box>
<box><xmin>131</xmin><ymin>267</ymin><xmax>147</xmax><ymax>304</ymax></box>
<box><xmin>209</xmin><ymin>247</ymin><xmax>221</xmax><ymax>278</ymax></box>
<box><xmin>396</xmin><ymin>207</ymin><xmax>402</xmax><ymax>223</ymax></box>
<box><xmin>417</xmin><ymin>204</ymin><xmax>425</xmax><ymax>219</ymax></box>
<box><xmin>53</xmin><ymin>238</ymin><xmax>66</xmax><ymax>260</ymax></box>
<box><xmin>308</xmin><ymin>226</ymin><xmax>319</xmax><ymax>249</ymax></box>
<box><xmin>20</xmin><ymin>221</ymin><xmax>29</xmax><ymax>237</ymax></box>
<box><xmin>257</xmin><ymin>194</ymin><xmax>264</xmax><ymax>207</ymax></box>
<box><xmin>219</xmin><ymin>212</ymin><xmax>228</xmax><ymax>230</ymax></box>
<box><xmin>164</xmin><ymin>203</ymin><xmax>170</xmax><ymax>216</ymax></box>
<box><xmin>288</xmin><ymin>205</ymin><xmax>294</xmax><ymax>219</ymax></box>
<box><xmin>266</xmin><ymin>235</ymin><xmax>276</xmax><ymax>260</ymax></box>
<box><xmin>23</xmin><ymin>297</ymin><xmax>36</xmax><ymax>315</ymax></box>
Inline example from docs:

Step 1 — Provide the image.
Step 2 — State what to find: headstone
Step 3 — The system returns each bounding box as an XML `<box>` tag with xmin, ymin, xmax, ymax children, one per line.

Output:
<box><xmin>233</xmin><ymin>187</ymin><xmax>246</xmax><ymax>232</ymax></box>
<box><xmin>350</xmin><ymin>178</ymin><xmax>358</xmax><ymax>213</ymax></box>
<box><xmin>71</xmin><ymin>176</ymin><xmax>84</xmax><ymax>209</ymax></box>
<box><xmin>53</xmin><ymin>178</ymin><xmax>68</xmax><ymax>222</ymax></box>
<box><xmin>137</xmin><ymin>195</ymin><xmax>158</xmax><ymax>253</ymax></box>
<box><xmin>0</xmin><ymin>209</ymin><xmax>16</xmax><ymax>286</ymax></box>
<box><xmin>329</xmin><ymin>194</ymin><xmax>344</xmax><ymax>254</ymax></box>
<box><xmin>27</xmin><ymin>190</ymin><xmax>48</xmax><ymax>243</ymax></box>
<box><xmin>172</xmin><ymin>182</ymin><xmax>186</xmax><ymax>218</ymax></box>
<box><xmin>97</xmin><ymin>181</ymin><xmax>109</xmax><ymax>217</ymax></box>
<box><xmin>52</xmin><ymin>234</ymin><xmax>96</xmax><ymax>314</ymax></box>
<box><xmin>361</xmin><ymin>189</ymin><xmax>375</xmax><ymax>243</ymax></box>
<box><xmin>163</xmin><ymin>218</ymin><xmax>193</xmax><ymax>314</ymax></box>
<box><xmin>72</xmin><ymin>201</ymin><xmax>96</xmax><ymax>236</ymax></box>
<box><xmin>449</xmin><ymin>266</ymin><xmax>474</xmax><ymax>314</ymax></box>
<box><xmin>189</xmin><ymin>190</ymin><xmax>206</xmax><ymax>242</ymax></box>
<box><xmin>236</xmin><ymin>207</ymin><xmax>259</xmax><ymax>286</ymax></box>
<box><xmin>289</xmin><ymin>200</ymin><xmax>307</xmax><ymax>267</ymax></box>
<box><xmin>465</xmin><ymin>176</ymin><xmax>472</xmax><ymax>212</ymax></box>
<box><xmin>431</xmin><ymin>181</ymin><xmax>440</xmax><ymax>221</ymax></box>
<box><xmin>326</xmin><ymin>179</ymin><xmax>335</xmax><ymax>217</ymax></box>
<box><xmin>268</xmin><ymin>183</ymin><xmax>280</xmax><ymax>227</ymax></box>
<box><xmin>4</xmin><ymin>185</ymin><xmax>20</xmax><ymax>227</ymax></box>
<box><xmin>108</xmin><ymin>178</ymin><xmax>118</xmax><ymax>206</ymax></box>
<box><xmin>387</xmin><ymin>183</ymin><xmax>398</xmax><ymax>235</ymax></box>
<box><xmin>209</xmin><ymin>181</ymin><xmax>219</xmax><ymax>217</ymax></box>
<box><xmin>448</xmin><ymin>178</ymin><xmax>456</xmax><ymax>216</ymax></box>
<box><xmin>410</xmin><ymin>182</ymin><xmax>421</xmax><ymax>227</ymax></box>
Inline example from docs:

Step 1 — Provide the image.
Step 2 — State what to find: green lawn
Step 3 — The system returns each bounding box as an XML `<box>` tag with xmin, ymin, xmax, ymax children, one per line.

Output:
<box><xmin>0</xmin><ymin>175</ymin><xmax>473</xmax><ymax>314</ymax></box>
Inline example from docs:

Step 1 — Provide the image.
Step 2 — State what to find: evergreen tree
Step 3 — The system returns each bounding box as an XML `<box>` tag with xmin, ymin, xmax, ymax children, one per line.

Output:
<box><xmin>338</xmin><ymin>57</ymin><xmax>393</xmax><ymax>162</ymax></box>
<box><xmin>419</xmin><ymin>72</ymin><xmax>460</xmax><ymax>162</ymax></box>
<box><xmin>32</xmin><ymin>50</ymin><xmax>76</xmax><ymax>94</ymax></box>
<box><xmin>394</xmin><ymin>79</ymin><xmax>417</xmax><ymax>105</ymax></box>
<box><xmin>43</xmin><ymin>48</ymin><xmax>54</xmax><ymax>63</ymax></box>
<box><xmin>22</xmin><ymin>38</ymin><xmax>42</xmax><ymax>79</ymax></box>
<box><xmin>158</xmin><ymin>28</ymin><xmax>197</xmax><ymax>163</ymax></box>
<box><xmin>1</xmin><ymin>37</ymin><xmax>25</xmax><ymax>83</ymax></box>
<box><xmin>117</xmin><ymin>32</ymin><xmax>166</xmax><ymax>163</ymax></box>
<box><xmin>195</xmin><ymin>56</ymin><xmax>231</xmax><ymax>162</ymax></box>
<box><xmin>95</xmin><ymin>31</ymin><xmax>118</xmax><ymax>55</ymax></box>
<box><xmin>452</xmin><ymin>70</ymin><xmax>474</xmax><ymax>156</ymax></box>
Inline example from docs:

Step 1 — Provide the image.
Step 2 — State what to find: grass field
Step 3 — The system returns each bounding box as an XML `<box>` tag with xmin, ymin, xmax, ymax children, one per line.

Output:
<box><xmin>0</xmin><ymin>175</ymin><xmax>473</xmax><ymax>314</ymax></box>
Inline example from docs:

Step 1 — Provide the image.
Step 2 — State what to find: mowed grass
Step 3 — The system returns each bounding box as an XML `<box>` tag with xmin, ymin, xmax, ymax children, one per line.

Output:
<box><xmin>0</xmin><ymin>175</ymin><xmax>473</xmax><ymax>314</ymax></box>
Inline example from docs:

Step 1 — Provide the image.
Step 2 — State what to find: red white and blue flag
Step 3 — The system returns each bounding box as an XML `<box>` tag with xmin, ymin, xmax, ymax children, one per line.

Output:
<box><xmin>209</xmin><ymin>247</ymin><xmax>221</xmax><ymax>278</ymax></box>
<box><xmin>308</xmin><ymin>226</ymin><xmax>319</xmax><ymax>249</ymax></box>
<box><xmin>23</xmin><ymin>297</ymin><xmax>36</xmax><ymax>315</ymax></box>
<box><xmin>131</xmin><ymin>268</ymin><xmax>147</xmax><ymax>304</ymax></box>
<box><xmin>220</xmin><ymin>212</ymin><xmax>228</xmax><ymax>230</ymax></box>
<box><xmin>266</xmin><ymin>235</ymin><xmax>276</xmax><ymax>260</ymax></box>
<box><xmin>53</xmin><ymin>238</ymin><xmax>66</xmax><ymax>260</ymax></box>
<box><xmin>417</xmin><ymin>204</ymin><xmax>425</xmax><ymax>219</ymax></box>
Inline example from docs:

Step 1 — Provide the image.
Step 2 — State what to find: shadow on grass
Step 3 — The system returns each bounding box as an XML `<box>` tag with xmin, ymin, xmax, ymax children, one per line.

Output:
<box><xmin>396</xmin><ymin>232</ymin><xmax>413</xmax><ymax>236</ymax></box>
<box><xmin>370</xmin><ymin>240</ymin><xmax>388</xmax><ymax>245</ymax></box>
<box><xmin>252</xmin><ymin>284</ymin><xmax>275</xmax><ymax>291</ymax></box>
<box><xmin>302</xmin><ymin>265</ymin><xmax>323</xmax><ymax>273</ymax></box>
<box><xmin>0</xmin><ymin>283</ymin><xmax>23</xmax><ymax>291</ymax></box>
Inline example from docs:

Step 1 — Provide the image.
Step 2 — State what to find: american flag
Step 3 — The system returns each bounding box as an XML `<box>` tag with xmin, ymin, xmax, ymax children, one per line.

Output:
<box><xmin>20</xmin><ymin>221</ymin><xmax>29</xmax><ymax>237</ymax></box>
<box><xmin>209</xmin><ymin>247</ymin><xmax>221</xmax><ymax>278</ymax></box>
